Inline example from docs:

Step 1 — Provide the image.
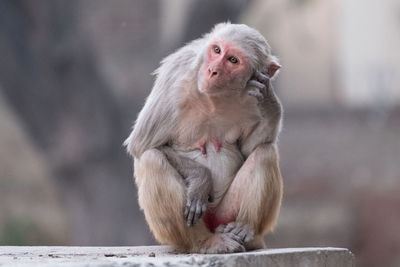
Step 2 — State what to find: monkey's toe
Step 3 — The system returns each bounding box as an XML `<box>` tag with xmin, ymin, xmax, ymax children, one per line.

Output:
<box><xmin>216</xmin><ymin>221</ymin><xmax>254</xmax><ymax>244</ymax></box>
<box><xmin>200</xmin><ymin>233</ymin><xmax>245</xmax><ymax>254</ymax></box>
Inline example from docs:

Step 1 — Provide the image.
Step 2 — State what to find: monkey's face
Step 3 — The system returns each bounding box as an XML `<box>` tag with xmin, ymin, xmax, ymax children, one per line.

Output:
<box><xmin>198</xmin><ymin>39</ymin><xmax>251</xmax><ymax>95</ymax></box>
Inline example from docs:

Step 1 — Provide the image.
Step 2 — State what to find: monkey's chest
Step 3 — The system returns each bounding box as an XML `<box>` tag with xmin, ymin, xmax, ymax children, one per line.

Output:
<box><xmin>177</xmin><ymin>105</ymin><xmax>260</xmax><ymax>148</ymax></box>
<box><xmin>177</xmin><ymin>141</ymin><xmax>244</xmax><ymax>206</ymax></box>
<box><xmin>175</xmin><ymin>103</ymin><xmax>260</xmax><ymax>203</ymax></box>
<box><xmin>176</xmin><ymin>121</ymin><xmax>258</xmax><ymax>205</ymax></box>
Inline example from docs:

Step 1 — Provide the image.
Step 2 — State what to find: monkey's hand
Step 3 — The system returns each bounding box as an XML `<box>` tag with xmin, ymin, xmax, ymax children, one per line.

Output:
<box><xmin>184</xmin><ymin>168</ymin><xmax>213</xmax><ymax>227</ymax></box>
<box><xmin>246</xmin><ymin>71</ymin><xmax>270</xmax><ymax>102</ymax></box>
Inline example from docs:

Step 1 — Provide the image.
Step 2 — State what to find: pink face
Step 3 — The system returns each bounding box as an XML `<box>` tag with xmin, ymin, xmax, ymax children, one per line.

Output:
<box><xmin>199</xmin><ymin>39</ymin><xmax>251</xmax><ymax>94</ymax></box>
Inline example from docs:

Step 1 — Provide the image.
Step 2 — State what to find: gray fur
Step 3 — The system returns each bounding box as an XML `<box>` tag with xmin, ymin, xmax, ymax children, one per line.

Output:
<box><xmin>124</xmin><ymin>38</ymin><xmax>205</xmax><ymax>157</ymax></box>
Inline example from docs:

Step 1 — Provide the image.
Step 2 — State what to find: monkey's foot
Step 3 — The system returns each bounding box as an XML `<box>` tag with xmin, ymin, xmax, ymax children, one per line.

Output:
<box><xmin>216</xmin><ymin>222</ymin><xmax>254</xmax><ymax>244</ymax></box>
<box><xmin>212</xmin><ymin>138</ymin><xmax>222</xmax><ymax>152</ymax></box>
<box><xmin>199</xmin><ymin>232</ymin><xmax>245</xmax><ymax>254</ymax></box>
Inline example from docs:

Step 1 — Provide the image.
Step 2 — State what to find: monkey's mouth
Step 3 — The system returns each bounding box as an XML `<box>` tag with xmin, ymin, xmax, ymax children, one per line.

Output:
<box><xmin>202</xmin><ymin>79</ymin><xmax>226</xmax><ymax>92</ymax></box>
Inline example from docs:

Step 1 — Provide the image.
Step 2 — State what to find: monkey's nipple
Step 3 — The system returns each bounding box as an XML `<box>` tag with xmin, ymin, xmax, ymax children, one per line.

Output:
<box><xmin>212</xmin><ymin>138</ymin><xmax>222</xmax><ymax>152</ymax></box>
<box><xmin>199</xmin><ymin>142</ymin><xmax>207</xmax><ymax>158</ymax></box>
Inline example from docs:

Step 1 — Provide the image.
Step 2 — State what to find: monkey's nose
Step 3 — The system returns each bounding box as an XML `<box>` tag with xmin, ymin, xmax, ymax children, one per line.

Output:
<box><xmin>208</xmin><ymin>68</ymin><xmax>218</xmax><ymax>78</ymax></box>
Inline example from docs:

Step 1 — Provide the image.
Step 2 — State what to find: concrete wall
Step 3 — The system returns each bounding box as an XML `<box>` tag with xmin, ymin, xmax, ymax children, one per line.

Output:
<box><xmin>0</xmin><ymin>246</ymin><xmax>355</xmax><ymax>267</ymax></box>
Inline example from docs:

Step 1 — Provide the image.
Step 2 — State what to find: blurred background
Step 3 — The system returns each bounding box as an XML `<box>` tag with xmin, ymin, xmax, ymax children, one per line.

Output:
<box><xmin>0</xmin><ymin>0</ymin><xmax>399</xmax><ymax>266</ymax></box>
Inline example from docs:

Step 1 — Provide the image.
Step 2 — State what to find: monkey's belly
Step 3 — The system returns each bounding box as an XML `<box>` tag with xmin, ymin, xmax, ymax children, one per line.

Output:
<box><xmin>177</xmin><ymin>142</ymin><xmax>244</xmax><ymax>206</ymax></box>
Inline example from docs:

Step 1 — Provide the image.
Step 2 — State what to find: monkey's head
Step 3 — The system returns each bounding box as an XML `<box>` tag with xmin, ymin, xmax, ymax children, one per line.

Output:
<box><xmin>197</xmin><ymin>22</ymin><xmax>281</xmax><ymax>95</ymax></box>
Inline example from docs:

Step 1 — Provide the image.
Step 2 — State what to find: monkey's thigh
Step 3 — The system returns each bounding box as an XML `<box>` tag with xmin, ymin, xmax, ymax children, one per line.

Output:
<box><xmin>134</xmin><ymin>149</ymin><xmax>211</xmax><ymax>249</ymax></box>
<box><xmin>216</xmin><ymin>144</ymin><xmax>283</xmax><ymax>248</ymax></box>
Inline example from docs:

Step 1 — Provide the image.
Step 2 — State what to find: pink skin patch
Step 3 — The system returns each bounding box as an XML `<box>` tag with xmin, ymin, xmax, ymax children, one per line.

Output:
<box><xmin>202</xmin><ymin>209</ymin><xmax>235</xmax><ymax>233</ymax></box>
<box><xmin>201</xmin><ymin>39</ymin><xmax>248</xmax><ymax>93</ymax></box>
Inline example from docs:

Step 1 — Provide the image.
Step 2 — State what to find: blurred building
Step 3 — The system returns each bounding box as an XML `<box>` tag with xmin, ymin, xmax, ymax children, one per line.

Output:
<box><xmin>243</xmin><ymin>0</ymin><xmax>400</xmax><ymax>108</ymax></box>
<box><xmin>0</xmin><ymin>92</ymin><xmax>68</xmax><ymax>245</ymax></box>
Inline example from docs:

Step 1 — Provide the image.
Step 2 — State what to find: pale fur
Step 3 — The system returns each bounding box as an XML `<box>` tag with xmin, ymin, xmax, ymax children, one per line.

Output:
<box><xmin>125</xmin><ymin>22</ymin><xmax>283</xmax><ymax>253</ymax></box>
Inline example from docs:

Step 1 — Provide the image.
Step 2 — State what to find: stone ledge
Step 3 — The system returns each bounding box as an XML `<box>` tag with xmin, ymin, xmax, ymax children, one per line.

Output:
<box><xmin>0</xmin><ymin>246</ymin><xmax>354</xmax><ymax>267</ymax></box>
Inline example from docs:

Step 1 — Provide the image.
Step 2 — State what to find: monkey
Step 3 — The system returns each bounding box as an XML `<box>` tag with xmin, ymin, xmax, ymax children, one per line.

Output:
<box><xmin>125</xmin><ymin>22</ymin><xmax>283</xmax><ymax>253</ymax></box>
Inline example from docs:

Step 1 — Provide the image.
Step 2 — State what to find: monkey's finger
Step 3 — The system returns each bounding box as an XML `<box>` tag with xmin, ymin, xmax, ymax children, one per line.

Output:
<box><xmin>255</xmin><ymin>71</ymin><xmax>269</xmax><ymax>83</ymax></box>
<box><xmin>184</xmin><ymin>206</ymin><xmax>189</xmax><ymax>218</ymax></box>
<box><xmin>184</xmin><ymin>200</ymin><xmax>191</xmax><ymax>218</ymax></box>
<box><xmin>195</xmin><ymin>200</ymin><xmax>203</xmax><ymax>219</ymax></box>
<box><xmin>248</xmin><ymin>90</ymin><xmax>264</xmax><ymax>101</ymax></box>
<box><xmin>247</xmin><ymin>79</ymin><xmax>266</xmax><ymax>90</ymax></box>
<box><xmin>187</xmin><ymin>204</ymin><xmax>196</xmax><ymax>226</ymax></box>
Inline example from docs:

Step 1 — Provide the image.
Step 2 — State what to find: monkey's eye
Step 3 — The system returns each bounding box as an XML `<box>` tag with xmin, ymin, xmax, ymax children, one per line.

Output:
<box><xmin>228</xmin><ymin>56</ymin><xmax>239</xmax><ymax>64</ymax></box>
<box><xmin>213</xmin><ymin>45</ymin><xmax>221</xmax><ymax>54</ymax></box>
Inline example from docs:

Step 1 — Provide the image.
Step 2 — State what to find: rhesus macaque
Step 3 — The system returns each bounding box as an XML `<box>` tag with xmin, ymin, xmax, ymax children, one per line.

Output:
<box><xmin>125</xmin><ymin>22</ymin><xmax>283</xmax><ymax>253</ymax></box>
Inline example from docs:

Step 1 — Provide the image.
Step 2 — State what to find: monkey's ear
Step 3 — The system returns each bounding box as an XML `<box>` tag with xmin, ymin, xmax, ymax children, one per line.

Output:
<box><xmin>267</xmin><ymin>56</ymin><xmax>281</xmax><ymax>79</ymax></box>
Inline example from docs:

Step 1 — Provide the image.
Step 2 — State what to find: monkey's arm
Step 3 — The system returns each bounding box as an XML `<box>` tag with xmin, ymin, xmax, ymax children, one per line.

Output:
<box><xmin>160</xmin><ymin>146</ymin><xmax>212</xmax><ymax>226</ymax></box>
<box><xmin>233</xmin><ymin>75</ymin><xmax>283</xmax><ymax>235</ymax></box>
<box><xmin>241</xmin><ymin>71</ymin><xmax>282</xmax><ymax>157</ymax></box>
<box><xmin>124</xmin><ymin>38</ymin><xmax>205</xmax><ymax>158</ymax></box>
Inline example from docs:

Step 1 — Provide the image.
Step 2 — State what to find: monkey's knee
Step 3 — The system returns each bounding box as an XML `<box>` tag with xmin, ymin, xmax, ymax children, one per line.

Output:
<box><xmin>257</xmin><ymin>145</ymin><xmax>283</xmax><ymax>235</ymax></box>
<box><xmin>135</xmin><ymin>148</ymin><xmax>185</xmax><ymax>212</ymax></box>
<box><xmin>231</xmin><ymin>144</ymin><xmax>282</xmax><ymax>236</ymax></box>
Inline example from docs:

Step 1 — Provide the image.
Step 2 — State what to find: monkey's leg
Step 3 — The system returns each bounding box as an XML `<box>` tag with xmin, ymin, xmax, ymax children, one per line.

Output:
<box><xmin>216</xmin><ymin>143</ymin><xmax>283</xmax><ymax>250</ymax></box>
<box><xmin>134</xmin><ymin>148</ymin><xmax>247</xmax><ymax>253</ymax></box>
